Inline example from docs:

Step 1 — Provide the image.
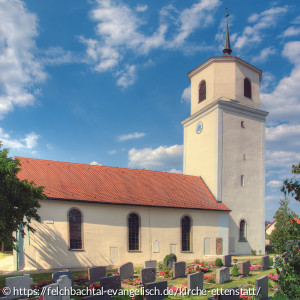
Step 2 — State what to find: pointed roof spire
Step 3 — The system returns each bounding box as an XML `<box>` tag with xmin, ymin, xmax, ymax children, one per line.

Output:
<box><xmin>223</xmin><ymin>8</ymin><xmax>232</xmax><ymax>56</ymax></box>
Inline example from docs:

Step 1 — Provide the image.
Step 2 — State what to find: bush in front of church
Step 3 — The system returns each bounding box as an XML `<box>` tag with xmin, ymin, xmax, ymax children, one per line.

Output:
<box><xmin>215</xmin><ymin>258</ymin><xmax>223</xmax><ymax>267</ymax></box>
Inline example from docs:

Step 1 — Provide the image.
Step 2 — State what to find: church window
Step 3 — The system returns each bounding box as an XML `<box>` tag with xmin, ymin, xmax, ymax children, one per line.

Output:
<box><xmin>244</xmin><ymin>78</ymin><xmax>252</xmax><ymax>99</ymax></box>
<box><xmin>199</xmin><ymin>80</ymin><xmax>206</xmax><ymax>103</ymax></box>
<box><xmin>68</xmin><ymin>208</ymin><xmax>83</xmax><ymax>250</ymax></box>
<box><xmin>128</xmin><ymin>213</ymin><xmax>140</xmax><ymax>251</ymax></box>
<box><xmin>181</xmin><ymin>215</ymin><xmax>191</xmax><ymax>251</ymax></box>
<box><xmin>239</xmin><ymin>220</ymin><xmax>246</xmax><ymax>241</ymax></box>
<box><xmin>241</xmin><ymin>121</ymin><xmax>245</xmax><ymax>128</ymax></box>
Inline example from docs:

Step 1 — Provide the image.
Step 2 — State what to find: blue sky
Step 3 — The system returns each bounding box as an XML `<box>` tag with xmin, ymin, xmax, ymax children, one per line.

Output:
<box><xmin>0</xmin><ymin>0</ymin><xmax>299</xmax><ymax>221</ymax></box>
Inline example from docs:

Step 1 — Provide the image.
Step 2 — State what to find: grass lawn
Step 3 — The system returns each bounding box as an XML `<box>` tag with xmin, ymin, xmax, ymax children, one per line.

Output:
<box><xmin>0</xmin><ymin>252</ymin><xmax>12</xmax><ymax>260</ymax></box>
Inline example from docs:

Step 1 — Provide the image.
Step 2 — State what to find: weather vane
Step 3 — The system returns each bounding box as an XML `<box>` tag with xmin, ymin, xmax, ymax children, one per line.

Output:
<box><xmin>225</xmin><ymin>7</ymin><xmax>229</xmax><ymax>18</ymax></box>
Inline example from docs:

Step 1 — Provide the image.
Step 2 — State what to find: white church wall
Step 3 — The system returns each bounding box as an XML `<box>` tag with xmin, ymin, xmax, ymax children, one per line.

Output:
<box><xmin>222</xmin><ymin>108</ymin><xmax>265</xmax><ymax>254</ymax></box>
<box><xmin>21</xmin><ymin>200</ymin><xmax>229</xmax><ymax>270</ymax></box>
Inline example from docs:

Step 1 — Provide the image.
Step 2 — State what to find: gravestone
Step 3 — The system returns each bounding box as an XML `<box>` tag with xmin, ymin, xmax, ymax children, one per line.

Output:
<box><xmin>43</xmin><ymin>283</ymin><xmax>60</xmax><ymax>300</ymax></box>
<box><xmin>99</xmin><ymin>275</ymin><xmax>121</xmax><ymax>292</ymax></box>
<box><xmin>57</xmin><ymin>275</ymin><xmax>71</xmax><ymax>300</ymax></box>
<box><xmin>82</xmin><ymin>294</ymin><xmax>113</xmax><ymax>300</ymax></box>
<box><xmin>5</xmin><ymin>274</ymin><xmax>33</xmax><ymax>300</ymax></box>
<box><xmin>88</xmin><ymin>266</ymin><xmax>106</xmax><ymax>283</ymax></box>
<box><xmin>52</xmin><ymin>270</ymin><xmax>72</xmax><ymax>283</ymax></box>
<box><xmin>173</xmin><ymin>261</ymin><xmax>186</xmax><ymax>278</ymax></box>
<box><xmin>261</xmin><ymin>256</ymin><xmax>269</xmax><ymax>270</ymax></box>
<box><xmin>145</xmin><ymin>260</ymin><xmax>157</xmax><ymax>269</ymax></box>
<box><xmin>140</xmin><ymin>268</ymin><xmax>156</xmax><ymax>285</ymax></box>
<box><xmin>239</xmin><ymin>261</ymin><xmax>250</xmax><ymax>276</ymax></box>
<box><xmin>255</xmin><ymin>276</ymin><xmax>268</xmax><ymax>300</ymax></box>
<box><xmin>187</xmin><ymin>272</ymin><xmax>203</xmax><ymax>291</ymax></box>
<box><xmin>168</xmin><ymin>257</ymin><xmax>175</xmax><ymax>269</ymax></box>
<box><xmin>222</xmin><ymin>255</ymin><xmax>232</xmax><ymax>267</ymax></box>
<box><xmin>144</xmin><ymin>280</ymin><xmax>168</xmax><ymax>300</ymax></box>
<box><xmin>216</xmin><ymin>237</ymin><xmax>223</xmax><ymax>255</ymax></box>
<box><xmin>216</xmin><ymin>267</ymin><xmax>230</xmax><ymax>284</ymax></box>
<box><xmin>119</xmin><ymin>262</ymin><xmax>134</xmax><ymax>280</ymax></box>
<box><xmin>208</xmin><ymin>286</ymin><xmax>239</xmax><ymax>299</ymax></box>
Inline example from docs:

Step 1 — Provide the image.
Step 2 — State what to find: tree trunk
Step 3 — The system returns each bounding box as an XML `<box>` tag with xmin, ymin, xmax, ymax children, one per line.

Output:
<box><xmin>1</xmin><ymin>242</ymin><xmax>4</xmax><ymax>252</ymax></box>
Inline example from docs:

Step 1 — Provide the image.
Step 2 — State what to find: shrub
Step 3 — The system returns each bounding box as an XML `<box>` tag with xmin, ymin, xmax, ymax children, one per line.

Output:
<box><xmin>276</xmin><ymin>241</ymin><xmax>300</xmax><ymax>299</ymax></box>
<box><xmin>157</xmin><ymin>261</ymin><xmax>164</xmax><ymax>271</ymax></box>
<box><xmin>231</xmin><ymin>264</ymin><xmax>240</xmax><ymax>277</ymax></box>
<box><xmin>163</xmin><ymin>253</ymin><xmax>177</xmax><ymax>268</ymax></box>
<box><xmin>215</xmin><ymin>258</ymin><xmax>223</xmax><ymax>266</ymax></box>
<box><xmin>265</xmin><ymin>244</ymin><xmax>273</xmax><ymax>253</ymax></box>
<box><xmin>106</xmin><ymin>272</ymin><xmax>112</xmax><ymax>277</ymax></box>
<box><xmin>251</xmin><ymin>249</ymin><xmax>257</xmax><ymax>256</ymax></box>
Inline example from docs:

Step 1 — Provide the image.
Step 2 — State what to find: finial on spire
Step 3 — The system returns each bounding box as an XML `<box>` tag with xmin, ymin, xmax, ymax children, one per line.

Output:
<box><xmin>223</xmin><ymin>8</ymin><xmax>232</xmax><ymax>56</ymax></box>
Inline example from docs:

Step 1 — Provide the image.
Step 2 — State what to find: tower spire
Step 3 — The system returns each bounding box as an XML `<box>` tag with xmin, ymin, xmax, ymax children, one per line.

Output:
<box><xmin>223</xmin><ymin>8</ymin><xmax>232</xmax><ymax>56</ymax></box>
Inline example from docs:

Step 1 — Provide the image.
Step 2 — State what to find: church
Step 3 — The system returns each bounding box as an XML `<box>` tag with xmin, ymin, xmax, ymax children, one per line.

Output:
<box><xmin>14</xmin><ymin>19</ymin><xmax>268</xmax><ymax>271</ymax></box>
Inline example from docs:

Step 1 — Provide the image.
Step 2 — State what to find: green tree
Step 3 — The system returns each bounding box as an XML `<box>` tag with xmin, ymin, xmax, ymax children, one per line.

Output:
<box><xmin>269</xmin><ymin>198</ymin><xmax>299</xmax><ymax>253</ymax></box>
<box><xmin>281</xmin><ymin>162</ymin><xmax>300</xmax><ymax>202</ymax></box>
<box><xmin>0</xmin><ymin>144</ymin><xmax>45</xmax><ymax>249</ymax></box>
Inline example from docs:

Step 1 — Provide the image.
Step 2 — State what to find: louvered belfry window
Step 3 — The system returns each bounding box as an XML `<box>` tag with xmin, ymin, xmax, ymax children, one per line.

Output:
<box><xmin>199</xmin><ymin>80</ymin><xmax>206</xmax><ymax>102</ymax></box>
<box><xmin>128</xmin><ymin>213</ymin><xmax>139</xmax><ymax>251</ymax></box>
<box><xmin>69</xmin><ymin>209</ymin><xmax>82</xmax><ymax>250</ymax></box>
<box><xmin>244</xmin><ymin>78</ymin><xmax>252</xmax><ymax>99</ymax></box>
<box><xmin>181</xmin><ymin>215</ymin><xmax>191</xmax><ymax>251</ymax></box>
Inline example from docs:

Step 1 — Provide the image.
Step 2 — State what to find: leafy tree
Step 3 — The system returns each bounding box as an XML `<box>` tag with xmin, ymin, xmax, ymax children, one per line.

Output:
<box><xmin>281</xmin><ymin>162</ymin><xmax>300</xmax><ymax>202</ymax></box>
<box><xmin>0</xmin><ymin>144</ymin><xmax>45</xmax><ymax>249</ymax></box>
<box><xmin>269</xmin><ymin>198</ymin><xmax>299</xmax><ymax>253</ymax></box>
<box><xmin>275</xmin><ymin>240</ymin><xmax>300</xmax><ymax>299</ymax></box>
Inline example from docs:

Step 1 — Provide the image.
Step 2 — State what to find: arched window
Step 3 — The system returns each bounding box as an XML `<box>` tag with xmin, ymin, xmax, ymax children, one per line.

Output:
<box><xmin>239</xmin><ymin>220</ymin><xmax>246</xmax><ymax>241</ymax></box>
<box><xmin>244</xmin><ymin>78</ymin><xmax>252</xmax><ymax>99</ymax></box>
<box><xmin>68</xmin><ymin>208</ymin><xmax>82</xmax><ymax>250</ymax></box>
<box><xmin>128</xmin><ymin>213</ymin><xmax>140</xmax><ymax>251</ymax></box>
<box><xmin>199</xmin><ymin>80</ymin><xmax>206</xmax><ymax>103</ymax></box>
<box><xmin>181</xmin><ymin>215</ymin><xmax>191</xmax><ymax>251</ymax></box>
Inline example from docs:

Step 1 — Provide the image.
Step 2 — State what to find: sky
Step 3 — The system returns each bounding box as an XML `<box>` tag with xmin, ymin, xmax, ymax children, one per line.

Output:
<box><xmin>0</xmin><ymin>0</ymin><xmax>299</xmax><ymax>221</ymax></box>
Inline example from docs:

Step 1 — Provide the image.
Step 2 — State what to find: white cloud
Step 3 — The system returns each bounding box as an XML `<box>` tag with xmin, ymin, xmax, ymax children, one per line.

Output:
<box><xmin>90</xmin><ymin>161</ymin><xmax>102</xmax><ymax>166</ymax></box>
<box><xmin>136</xmin><ymin>5</ymin><xmax>148</xmax><ymax>12</ymax></box>
<box><xmin>108</xmin><ymin>150</ymin><xmax>116</xmax><ymax>155</ymax></box>
<box><xmin>116</xmin><ymin>64</ymin><xmax>136</xmax><ymax>88</ymax></box>
<box><xmin>0</xmin><ymin>0</ymin><xmax>46</xmax><ymax>118</ymax></box>
<box><xmin>0</xmin><ymin>128</ymin><xmax>39</xmax><ymax>150</ymax></box>
<box><xmin>41</xmin><ymin>47</ymin><xmax>86</xmax><ymax>65</ymax></box>
<box><xmin>266</xmin><ymin>124</ymin><xmax>300</xmax><ymax>142</ymax></box>
<box><xmin>169</xmin><ymin>168</ymin><xmax>182</xmax><ymax>174</ymax></box>
<box><xmin>267</xmin><ymin>180</ymin><xmax>282</xmax><ymax>188</ymax></box>
<box><xmin>266</xmin><ymin>150</ymin><xmax>300</xmax><ymax>169</ymax></box>
<box><xmin>235</xmin><ymin>6</ymin><xmax>288</xmax><ymax>49</ymax></box>
<box><xmin>252</xmin><ymin>47</ymin><xmax>276</xmax><ymax>63</ymax></box>
<box><xmin>282</xmin><ymin>26</ymin><xmax>300</xmax><ymax>38</ymax></box>
<box><xmin>170</xmin><ymin>0</ymin><xmax>220</xmax><ymax>47</ymax></box>
<box><xmin>82</xmin><ymin>0</ymin><xmax>220</xmax><ymax>87</ymax></box>
<box><xmin>128</xmin><ymin>144</ymin><xmax>183</xmax><ymax>170</ymax></box>
<box><xmin>181</xmin><ymin>85</ymin><xmax>191</xmax><ymax>103</ymax></box>
<box><xmin>117</xmin><ymin>132</ymin><xmax>146</xmax><ymax>142</ymax></box>
<box><xmin>261</xmin><ymin>41</ymin><xmax>300</xmax><ymax>122</ymax></box>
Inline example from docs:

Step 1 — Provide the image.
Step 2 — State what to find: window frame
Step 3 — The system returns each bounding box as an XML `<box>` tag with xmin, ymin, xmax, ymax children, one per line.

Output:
<box><xmin>128</xmin><ymin>212</ymin><xmax>141</xmax><ymax>252</ymax></box>
<box><xmin>244</xmin><ymin>78</ymin><xmax>252</xmax><ymax>99</ymax></box>
<box><xmin>181</xmin><ymin>215</ymin><xmax>192</xmax><ymax>252</ymax></box>
<box><xmin>198</xmin><ymin>80</ymin><xmax>206</xmax><ymax>103</ymax></box>
<box><xmin>68</xmin><ymin>208</ymin><xmax>84</xmax><ymax>251</ymax></box>
<box><xmin>239</xmin><ymin>219</ymin><xmax>247</xmax><ymax>242</ymax></box>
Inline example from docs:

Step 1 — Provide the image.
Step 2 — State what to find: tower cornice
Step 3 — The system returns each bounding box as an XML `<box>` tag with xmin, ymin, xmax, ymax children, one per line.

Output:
<box><xmin>187</xmin><ymin>56</ymin><xmax>262</xmax><ymax>82</ymax></box>
<box><xmin>181</xmin><ymin>98</ymin><xmax>268</xmax><ymax>126</ymax></box>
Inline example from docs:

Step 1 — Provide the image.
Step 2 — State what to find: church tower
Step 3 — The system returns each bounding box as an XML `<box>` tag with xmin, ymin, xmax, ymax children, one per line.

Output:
<box><xmin>182</xmin><ymin>14</ymin><xmax>268</xmax><ymax>254</ymax></box>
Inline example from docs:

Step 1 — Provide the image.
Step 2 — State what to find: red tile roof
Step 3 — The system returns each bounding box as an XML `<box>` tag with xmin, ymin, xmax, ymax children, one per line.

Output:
<box><xmin>16</xmin><ymin>157</ymin><xmax>230</xmax><ymax>212</ymax></box>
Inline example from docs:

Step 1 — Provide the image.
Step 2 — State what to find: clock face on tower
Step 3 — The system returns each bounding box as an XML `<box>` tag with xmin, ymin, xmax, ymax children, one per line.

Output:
<box><xmin>196</xmin><ymin>121</ymin><xmax>203</xmax><ymax>134</ymax></box>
